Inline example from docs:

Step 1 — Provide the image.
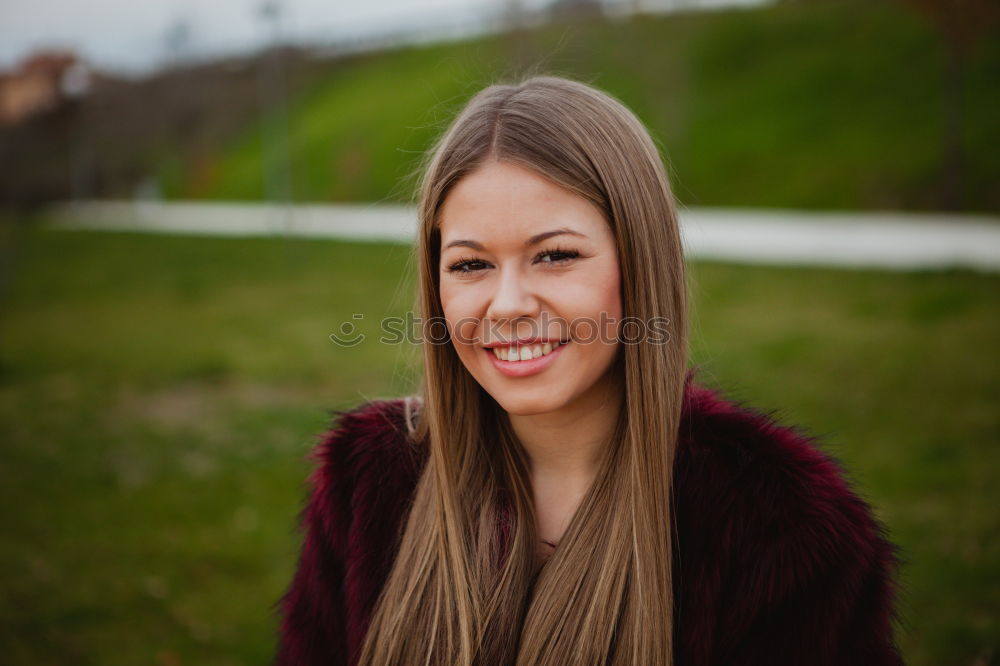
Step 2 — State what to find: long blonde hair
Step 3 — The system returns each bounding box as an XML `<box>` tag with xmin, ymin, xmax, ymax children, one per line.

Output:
<box><xmin>358</xmin><ymin>75</ymin><xmax>689</xmax><ymax>666</ymax></box>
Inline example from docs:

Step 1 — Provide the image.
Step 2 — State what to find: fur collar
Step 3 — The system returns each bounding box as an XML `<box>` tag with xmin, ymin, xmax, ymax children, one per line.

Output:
<box><xmin>274</xmin><ymin>368</ymin><xmax>905</xmax><ymax>665</ymax></box>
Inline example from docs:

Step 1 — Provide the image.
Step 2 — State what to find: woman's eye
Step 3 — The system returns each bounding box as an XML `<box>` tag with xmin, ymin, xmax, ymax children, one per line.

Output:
<box><xmin>446</xmin><ymin>258</ymin><xmax>489</xmax><ymax>273</ymax></box>
<box><xmin>535</xmin><ymin>248</ymin><xmax>580</xmax><ymax>264</ymax></box>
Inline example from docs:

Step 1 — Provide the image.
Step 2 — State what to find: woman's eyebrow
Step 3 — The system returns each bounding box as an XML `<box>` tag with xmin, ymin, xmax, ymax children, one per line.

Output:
<box><xmin>443</xmin><ymin>228</ymin><xmax>587</xmax><ymax>251</ymax></box>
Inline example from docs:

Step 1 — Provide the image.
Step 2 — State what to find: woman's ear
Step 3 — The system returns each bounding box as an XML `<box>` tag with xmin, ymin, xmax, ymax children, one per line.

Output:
<box><xmin>404</xmin><ymin>395</ymin><xmax>424</xmax><ymax>437</ymax></box>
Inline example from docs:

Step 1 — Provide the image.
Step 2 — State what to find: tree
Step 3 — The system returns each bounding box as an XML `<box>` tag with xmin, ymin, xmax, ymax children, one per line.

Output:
<box><xmin>895</xmin><ymin>0</ymin><xmax>999</xmax><ymax>210</ymax></box>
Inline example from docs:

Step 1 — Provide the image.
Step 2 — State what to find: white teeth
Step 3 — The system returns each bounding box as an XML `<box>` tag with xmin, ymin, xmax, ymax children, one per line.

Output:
<box><xmin>491</xmin><ymin>341</ymin><xmax>568</xmax><ymax>362</ymax></box>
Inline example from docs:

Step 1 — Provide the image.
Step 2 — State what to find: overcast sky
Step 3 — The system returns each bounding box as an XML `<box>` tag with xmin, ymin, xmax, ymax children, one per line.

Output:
<box><xmin>0</xmin><ymin>0</ymin><xmax>767</xmax><ymax>75</ymax></box>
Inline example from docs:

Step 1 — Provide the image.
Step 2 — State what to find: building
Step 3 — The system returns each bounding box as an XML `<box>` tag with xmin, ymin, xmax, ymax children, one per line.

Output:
<box><xmin>0</xmin><ymin>50</ymin><xmax>92</xmax><ymax>127</ymax></box>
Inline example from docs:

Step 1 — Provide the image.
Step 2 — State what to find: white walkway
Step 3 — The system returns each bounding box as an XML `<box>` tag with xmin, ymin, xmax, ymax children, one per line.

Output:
<box><xmin>48</xmin><ymin>200</ymin><xmax>1000</xmax><ymax>272</ymax></box>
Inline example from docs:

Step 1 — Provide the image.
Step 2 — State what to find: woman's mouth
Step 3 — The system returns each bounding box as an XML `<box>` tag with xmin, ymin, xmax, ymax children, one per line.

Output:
<box><xmin>484</xmin><ymin>340</ymin><xmax>570</xmax><ymax>377</ymax></box>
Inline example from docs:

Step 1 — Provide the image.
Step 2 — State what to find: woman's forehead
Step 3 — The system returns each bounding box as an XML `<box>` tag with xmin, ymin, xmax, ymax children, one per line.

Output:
<box><xmin>438</xmin><ymin>162</ymin><xmax>608</xmax><ymax>249</ymax></box>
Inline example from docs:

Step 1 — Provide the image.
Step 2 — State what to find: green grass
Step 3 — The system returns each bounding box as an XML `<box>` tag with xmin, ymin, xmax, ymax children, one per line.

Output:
<box><xmin>1</xmin><ymin>225</ymin><xmax>997</xmax><ymax>664</ymax></box>
<box><xmin>161</xmin><ymin>0</ymin><xmax>1000</xmax><ymax>213</ymax></box>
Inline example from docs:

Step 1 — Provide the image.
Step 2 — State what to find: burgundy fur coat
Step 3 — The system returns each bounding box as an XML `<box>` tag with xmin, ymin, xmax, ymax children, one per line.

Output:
<box><xmin>274</xmin><ymin>371</ymin><xmax>905</xmax><ymax>665</ymax></box>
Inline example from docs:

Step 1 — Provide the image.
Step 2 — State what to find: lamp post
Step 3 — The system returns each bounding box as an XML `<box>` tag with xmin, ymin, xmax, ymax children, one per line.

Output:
<box><xmin>256</xmin><ymin>1</ymin><xmax>295</xmax><ymax>234</ymax></box>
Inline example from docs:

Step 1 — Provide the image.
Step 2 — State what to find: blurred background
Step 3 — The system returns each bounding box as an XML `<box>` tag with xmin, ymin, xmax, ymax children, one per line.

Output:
<box><xmin>0</xmin><ymin>0</ymin><xmax>997</xmax><ymax>663</ymax></box>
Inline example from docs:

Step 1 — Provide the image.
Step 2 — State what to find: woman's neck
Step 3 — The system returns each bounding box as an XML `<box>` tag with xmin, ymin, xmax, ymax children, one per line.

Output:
<box><xmin>509</xmin><ymin>368</ymin><xmax>621</xmax><ymax>477</ymax></box>
<box><xmin>508</xmin><ymin>369</ymin><xmax>622</xmax><ymax>543</ymax></box>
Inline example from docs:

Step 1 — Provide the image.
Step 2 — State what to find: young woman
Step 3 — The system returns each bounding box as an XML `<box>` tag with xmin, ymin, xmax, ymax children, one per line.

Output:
<box><xmin>274</xmin><ymin>76</ymin><xmax>904</xmax><ymax>665</ymax></box>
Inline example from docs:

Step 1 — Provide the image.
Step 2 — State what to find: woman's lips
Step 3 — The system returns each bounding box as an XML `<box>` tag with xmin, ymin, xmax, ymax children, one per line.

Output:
<box><xmin>484</xmin><ymin>341</ymin><xmax>569</xmax><ymax>378</ymax></box>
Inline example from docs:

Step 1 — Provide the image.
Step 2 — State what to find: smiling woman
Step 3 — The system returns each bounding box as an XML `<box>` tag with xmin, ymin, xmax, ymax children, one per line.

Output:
<box><xmin>274</xmin><ymin>75</ymin><xmax>904</xmax><ymax>666</ymax></box>
<box><xmin>438</xmin><ymin>160</ymin><xmax>626</xmax><ymax>569</ymax></box>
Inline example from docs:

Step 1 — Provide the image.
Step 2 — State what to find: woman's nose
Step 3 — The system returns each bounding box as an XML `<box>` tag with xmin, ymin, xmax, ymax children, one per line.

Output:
<box><xmin>485</xmin><ymin>266</ymin><xmax>539</xmax><ymax>324</ymax></box>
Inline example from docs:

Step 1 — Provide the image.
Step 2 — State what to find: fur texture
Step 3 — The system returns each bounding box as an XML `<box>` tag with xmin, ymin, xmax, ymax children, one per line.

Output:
<box><xmin>273</xmin><ymin>370</ymin><xmax>905</xmax><ymax>665</ymax></box>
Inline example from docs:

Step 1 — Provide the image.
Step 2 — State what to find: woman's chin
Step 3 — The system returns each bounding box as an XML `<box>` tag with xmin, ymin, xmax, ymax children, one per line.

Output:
<box><xmin>492</xmin><ymin>391</ymin><xmax>567</xmax><ymax>417</ymax></box>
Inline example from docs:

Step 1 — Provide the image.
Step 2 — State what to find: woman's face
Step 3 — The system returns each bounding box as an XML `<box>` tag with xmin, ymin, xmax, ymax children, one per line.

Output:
<box><xmin>438</xmin><ymin>160</ymin><xmax>623</xmax><ymax>416</ymax></box>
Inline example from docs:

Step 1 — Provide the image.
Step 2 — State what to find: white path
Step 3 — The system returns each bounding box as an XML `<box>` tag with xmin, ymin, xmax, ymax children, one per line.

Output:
<box><xmin>48</xmin><ymin>200</ymin><xmax>1000</xmax><ymax>272</ymax></box>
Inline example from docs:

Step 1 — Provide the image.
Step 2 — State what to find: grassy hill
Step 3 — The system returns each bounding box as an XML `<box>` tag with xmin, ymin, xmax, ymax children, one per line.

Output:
<box><xmin>161</xmin><ymin>0</ymin><xmax>1000</xmax><ymax>212</ymax></box>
